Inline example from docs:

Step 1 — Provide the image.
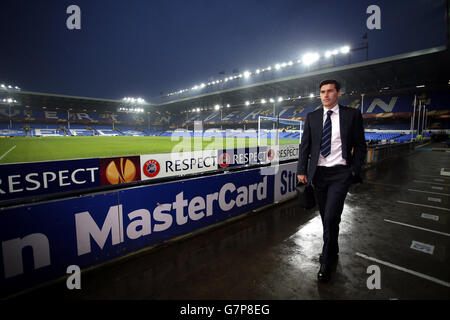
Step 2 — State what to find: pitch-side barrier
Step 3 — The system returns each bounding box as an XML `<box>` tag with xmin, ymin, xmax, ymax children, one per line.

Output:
<box><xmin>0</xmin><ymin>145</ymin><xmax>299</xmax><ymax>297</ymax></box>
<box><xmin>0</xmin><ymin>142</ymin><xmax>415</xmax><ymax>297</ymax></box>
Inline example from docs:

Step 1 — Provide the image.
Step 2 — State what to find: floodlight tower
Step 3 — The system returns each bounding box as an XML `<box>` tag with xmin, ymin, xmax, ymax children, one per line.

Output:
<box><xmin>3</xmin><ymin>98</ymin><xmax>17</xmax><ymax>129</ymax></box>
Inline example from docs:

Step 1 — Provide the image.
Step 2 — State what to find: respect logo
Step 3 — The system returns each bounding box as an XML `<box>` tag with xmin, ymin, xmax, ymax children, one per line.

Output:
<box><xmin>100</xmin><ymin>156</ymin><xmax>141</xmax><ymax>185</ymax></box>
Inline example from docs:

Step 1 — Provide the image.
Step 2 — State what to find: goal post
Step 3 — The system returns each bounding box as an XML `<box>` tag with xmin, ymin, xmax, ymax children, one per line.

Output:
<box><xmin>258</xmin><ymin>116</ymin><xmax>303</xmax><ymax>147</ymax></box>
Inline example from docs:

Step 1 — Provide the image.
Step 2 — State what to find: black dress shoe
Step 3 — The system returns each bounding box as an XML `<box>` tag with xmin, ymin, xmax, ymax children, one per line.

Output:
<box><xmin>317</xmin><ymin>264</ymin><xmax>331</xmax><ymax>283</ymax></box>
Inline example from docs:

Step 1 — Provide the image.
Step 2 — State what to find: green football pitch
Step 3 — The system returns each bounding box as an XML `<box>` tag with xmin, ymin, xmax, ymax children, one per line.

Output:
<box><xmin>0</xmin><ymin>136</ymin><xmax>299</xmax><ymax>164</ymax></box>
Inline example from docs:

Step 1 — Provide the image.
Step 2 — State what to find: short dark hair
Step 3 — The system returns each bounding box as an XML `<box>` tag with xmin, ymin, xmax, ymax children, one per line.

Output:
<box><xmin>319</xmin><ymin>79</ymin><xmax>341</xmax><ymax>92</ymax></box>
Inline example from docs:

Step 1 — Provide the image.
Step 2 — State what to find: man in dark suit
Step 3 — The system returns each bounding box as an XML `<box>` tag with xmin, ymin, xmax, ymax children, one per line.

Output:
<box><xmin>297</xmin><ymin>79</ymin><xmax>366</xmax><ymax>282</ymax></box>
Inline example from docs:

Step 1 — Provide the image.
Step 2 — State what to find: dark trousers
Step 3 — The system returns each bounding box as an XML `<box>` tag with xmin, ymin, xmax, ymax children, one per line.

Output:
<box><xmin>312</xmin><ymin>165</ymin><xmax>353</xmax><ymax>265</ymax></box>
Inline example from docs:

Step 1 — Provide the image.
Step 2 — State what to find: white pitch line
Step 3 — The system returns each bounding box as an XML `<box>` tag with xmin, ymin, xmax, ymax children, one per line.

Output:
<box><xmin>384</xmin><ymin>219</ymin><xmax>450</xmax><ymax>237</ymax></box>
<box><xmin>0</xmin><ymin>145</ymin><xmax>16</xmax><ymax>161</ymax></box>
<box><xmin>397</xmin><ymin>200</ymin><xmax>450</xmax><ymax>212</ymax></box>
<box><xmin>414</xmin><ymin>180</ymin><xmax>449</xmax><ymax>186</ymax></box>
<box><xmin>407</xmin><ymin>189</ymin><xmax>450</xmax><ymax>196</ymax></box>
<box><xmin>356</xmin><ymin>252</ymin><xmax>450</xmax><ymax>288</ymax></box>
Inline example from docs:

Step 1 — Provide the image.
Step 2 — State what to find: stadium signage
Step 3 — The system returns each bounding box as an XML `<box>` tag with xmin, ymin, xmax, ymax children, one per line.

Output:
<box><xmin>75</xmin><ymin>175</ymin><xmax>268</xmax><ymax>255</ymax></box>
<box><xmin>0</xmin><ymin>167</ymin><xmax>274</xmax><ymax>297</ymax></box>
<box><xmin>217</xmin><ymin>147</ymin><xmax>269</xmax><ymax>168</ymax></box>
<box><xmin>99</xmin><ymin>156</ymin><xmax>141</xmax><ymax>185</ymax></box>
<box><xmin>142</xmin><ymin>159</ymin><xmax>161</xmax><ymax>178</ymax></box>
<box><xmin>274</xmin><ymin>162</ymin><xmax>298</xmax><ymax>202</ymax></box>
<box><xmin>0</xmin><ymin>159</ymin><xmax>100</xmax><ymax>201</ymax></box>
<box><xmin>140</xmin><ymin>150</ymin><xmax>218</xmax><ymax>180</ymax></box>
<box><xmin>276</xmin><ymin>144</ymin><xmax>299</xmax><ymax>162</ymax></box>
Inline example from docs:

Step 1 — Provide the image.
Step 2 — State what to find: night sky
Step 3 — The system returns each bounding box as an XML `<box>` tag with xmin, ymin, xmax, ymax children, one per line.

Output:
<box><xmin>0</xmin><ymin>0</ymin><xmax>446</xmax><ymax>102</ymax></box>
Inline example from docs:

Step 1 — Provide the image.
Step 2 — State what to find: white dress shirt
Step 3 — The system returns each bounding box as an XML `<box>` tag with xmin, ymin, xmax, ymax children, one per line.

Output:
<box><xmin>317</xmin><ymin>104</ymin><xmax>347</xmax><ymax>167</ymax></box>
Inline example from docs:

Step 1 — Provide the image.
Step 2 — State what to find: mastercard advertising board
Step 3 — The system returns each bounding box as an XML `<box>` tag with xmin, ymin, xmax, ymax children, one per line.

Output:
<box><xmin>140</xmin><ymin>150</ymin><xmax>218</xmax><ymax>180</ymax></box>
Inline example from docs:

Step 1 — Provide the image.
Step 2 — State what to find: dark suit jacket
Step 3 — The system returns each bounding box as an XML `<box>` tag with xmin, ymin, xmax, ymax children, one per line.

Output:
<box><xmin>297</xmin><ymin>105</ymin><xmax>367</xmax><ymax>183</ymax></box>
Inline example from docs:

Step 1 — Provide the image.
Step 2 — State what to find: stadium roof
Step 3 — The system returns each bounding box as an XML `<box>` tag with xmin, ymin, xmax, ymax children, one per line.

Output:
<box><xmin>0</xmin><ymin>90</ymin><xmax>151</xmax><ymax>111</ymax></box>
<box><xmin>155</xmin><ymin>46</ymin><xmax>450</xmax><ymax>111</ymax></box>
<box><xmin>0</xmin><ymin>46</ymin><xmax>448</xmax><ymax>113</ymax></box>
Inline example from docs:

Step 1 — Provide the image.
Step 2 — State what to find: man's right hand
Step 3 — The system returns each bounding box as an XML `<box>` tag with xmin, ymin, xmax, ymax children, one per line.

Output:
<box><xmin>297</xmin><ymin>175</ymin><xmax>308</xmax><ymax>184</ymax></box>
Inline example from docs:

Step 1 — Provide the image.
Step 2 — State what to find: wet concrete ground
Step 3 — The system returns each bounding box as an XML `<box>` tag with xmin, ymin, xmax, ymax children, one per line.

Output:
<box><xmin>14</xmin><ymin>143</ymin><xmax>450</xmax><ymax>300</ymax></box>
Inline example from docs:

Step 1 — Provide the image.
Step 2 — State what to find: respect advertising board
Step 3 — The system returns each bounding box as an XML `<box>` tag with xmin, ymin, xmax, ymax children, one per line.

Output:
<box><xmin>217</xmin><ymin>146</ymin><xmax>272</xmax><ymax>169</ymax></box>
<box><xmin>0</xmin><ymin>158</ymin><xmax>101</xmax><ymax>201</ymax></box>
<box><xmin>140</xmin><ymin>150</ymin><xmax>218</xmax><ymax>180</ymax></box>
<box><xmin>0</xmin><ymin>166</ymin><xmax>274</xmax><ymax>297</ymax></box>
<box><xmin>216</xmin><ymin>145</ymin><xmax>299</xmax><ymax>169</ymax></box>
<box><xmin>276</xmin><ymin>144</ymin><xmax>299</xmax><ymax>162</ymax></box>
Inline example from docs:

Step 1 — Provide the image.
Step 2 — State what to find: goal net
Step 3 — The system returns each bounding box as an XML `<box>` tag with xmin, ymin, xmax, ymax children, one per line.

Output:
<box><xmin>257</xmin><ymin>116</ymin><xmax>303</xmax><ymax>146</ymax></box>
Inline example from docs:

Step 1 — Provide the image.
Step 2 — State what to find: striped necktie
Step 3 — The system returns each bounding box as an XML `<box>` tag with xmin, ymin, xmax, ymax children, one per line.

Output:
<box><xmin>320</xmin><ymin>110</ymin><xmax>333</xmax><ymax>158</ymax></box>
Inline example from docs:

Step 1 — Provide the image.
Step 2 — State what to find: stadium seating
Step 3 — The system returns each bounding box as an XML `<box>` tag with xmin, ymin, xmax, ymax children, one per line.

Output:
<box><xmin>0</xmin><ymin>91</ymin><xmax>447</xmax><ymax>143</ymax></box>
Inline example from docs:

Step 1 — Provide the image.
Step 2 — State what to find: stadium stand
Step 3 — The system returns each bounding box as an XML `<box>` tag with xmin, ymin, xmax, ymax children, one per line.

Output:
<box><xmin>0</xmin><ymin>90</ymin><xmax>448</xmax><ymax>143</ymax></box>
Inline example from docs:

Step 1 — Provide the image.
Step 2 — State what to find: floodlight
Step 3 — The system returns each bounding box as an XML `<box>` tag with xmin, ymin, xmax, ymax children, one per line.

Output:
<box><xmin>309</xmin><ymin>93</ymin><xmax>314</xmax><ymax>98</ymax></box>
<box><xmin>269</xmin><ymin>98</ymin><xmax>275</xmax><ymax>103</ymax></box>
<box><xmin>275</xmin><ymin>64</ymin><xmax>281</xmax><ymax>70</ymax></box>
<box><xmin>267</xmin><ymin>66</ymin><xmax>272</xmax><ymax>71</ymax></box>
<box><xmin>281</xmin><ymin>62</ymin><xmax>287</xmax><ymax>68</ymax></box>
<box><xmin>332</xmin><ymin>49</ymin><xmax>339</xmax><ymax>55</ymax></box>
<box><xmin>256</xmin><ymin>69</ymin><xmax>260</xmax><ymax>74</ymax></box>
<box><xmin>196</xmin><ymin>108</ymin><xmax>200</xmax><ymax>112</ymax></box>
<box><xmin>325</xmin><ymin>51</ymin><xmax>332</xmax><ymax>58</ymax></box>
<box><xmin>341</xmin><ymin>46</ymin><xmax>350</xmax><ymax>54</ymax></box>
<box><xmin>243</xmin><ymin>71</ymin><xmax>251</xmax><ymax>78</ymax></box>
<box><xmin>278</xmin><ymin>97</ymin><xmax>283</xmax><ymax>102</ymax></box>
<box><xmin>226</xmin><ymin>104</ymin><xmax>230</xmax><ymax>108</ymax></box>
<box><xmin>200</xmin><ymin>83</ymin><xmax>205</xmax><ymax>88</ymax></box>
<box><xmin>261</xmin><ymin>99</ymin><xmax>266</xmax><ymax>104</ymax></box>
<box><xmin>288</xmin><ymin>61</ymin><xmax>293</xmax><ymax>66</ymax></box>
<box><xmin>245</xmin><ymin>101</ymin><xmax>250</xmax><ymax>106</ymax></box>
<box><xmin>303</xmin><ymin>53</ymin><xmax>320</xmax><ymax>66</ymax></box>
<box><xmin>214</xmin><ymin>105</ymin><xmax>220</xmax><ymax>110</ymax></box>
